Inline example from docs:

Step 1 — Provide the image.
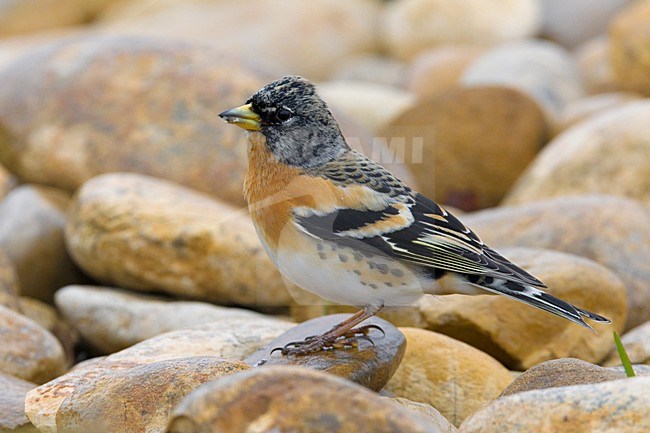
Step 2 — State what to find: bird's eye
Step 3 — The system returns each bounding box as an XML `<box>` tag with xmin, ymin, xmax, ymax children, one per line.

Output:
<box><xmin>275</xmin><ymin>107</ymin><xmax>293</xmax><ymax>122</ymax></box>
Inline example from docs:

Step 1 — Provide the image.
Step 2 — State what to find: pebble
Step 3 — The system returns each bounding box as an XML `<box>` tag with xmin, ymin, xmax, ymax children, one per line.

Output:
<box><xmin>575</xmin><ymin>36</ymin><xmax>618</xmax><ymax>94</ymax></box>
<box><xmin>461</xmin><ymin>40</ymin><xmax>584</xmax><ymax>120</ymax></box>
<box><xmin>385</xmin><ymin>328</ymin><xmax>512</xmax><ymax>426</ymax></box>
<box><xmin>0</xmin><ymin>163</ymin><xmax>15</xmax><ymax>200</ymax></box>
<box><xmin>18</xmin><ymin>296</ymin><xmax>78</xmax><ymax>367</ymax></box>
<box><xmin>65</xmin><ymin>173</ymin><xmax>294</xmax><ymax>307</ymax></box>
<box><xmin>551</xmin><ymin>92</ymin><xmax>642</xmax><ymax>135</ymax></box>
<box><xmin>408</xmin><ymin>247</ymin><xmax>626</xmax><ymax>370</ymax></box>
<box><xmin>317</xmin><ymin>81</ymin><xmax>415</xmax><ymax>134</ymax></box>
<box><xmin>0</xmin><ymin>305</ymin><xmax>66</xmax><ymax>384</ymax></box>
<box><xmin>0</xmin><ymin>185</ymin><xmax>86</xmax><ymax>302</ymax></box>
<box><xmin>107</xmin><ymin>316</ymin><xmax>295</xmax><ymax>364</ymax></box>
<box><xmin>99</xmin><ymin>0</ymin><xmax>380</xmax><ymax>80</ymax></box>
<box><xmin>168</xmin><ymin>366</ymin><xmax>440</xmax><ymax>433</ymax></box>
<box><xmin>0</xmin><ymin>372</ymin><xmax>37</xmax><ymax>433</ymax></box>
<box><xmin>25</xmin><ymin>358</ymin><xmax>140</xmax><ymax>432</ymax></box>
<box><xmin>610</xmin><ymin>0</ymin><xmax>650</xmax><ymax>95</ymax></box>
<box><xmin>43</xmin><ymin>357</ymin><xmax>250</xmax><ymax>433</ymax></box>
<box><xmin>245</xmin><ymin>314</ymin><xmax>405</xmax><ymax>392</ymax></box>
<box><xmin>406</xmin><ymin>45</ymin><xmax>485</xmax><ymax>100</ymax></box>
<box><xmin>0</xmin><ymin>0</ymin><xmax>115</xmax><ymax>36</ymax></box>
<box><xmin>55</xmin><ymin>285</ymin><xmax>273</xmax><ymax>353</ymax></box>
<box><xmin>505</xmin><ymin>101</ymin><xmax>650</xmax><ymax>207</ymax></box>
<box><xmin>463</xmin><ymin>195</ymin><xmax>650</xmax><ymax>330</ymax></box>
<box><xmin>0</xmin><ymin>248</ymin><xmax>19</xmax><ymax>310</ymax></box>
<box><xmin>540</xmin><ymin>0</ymin><xmax>633</xmax><ymax>47</ymax></box>
<box><xmin>459</xmin><ymin>376</ymin><xmax>650</xmax><ymax>433</ymax></box>
<box><xmin>379</xmin><ymin>86</ymin><xmax>545</xmax><ymax>210</ymax></box>
<box><xmin>604</xmin><ymin>320</ymin><xmax>650</xmax><ymax>367</ymax></box>
<box><xmin>0</xmin><ymin>35</ymin><xmax>268</xmax><ymax>205</ymax></box>
<box><xmin>331</xmin><ymin>55</ymin><xmax>408</xmax><ymax>88</ymax></box>
<box><xmin>380</xmin><ymin>0</ymin><xmax>540</xmax><ymax>60</ymax></box>
<box><xmin>500</xmin><ymin>358</ymin><xmax>628</xmax><ymax>396</ymax></box>
<box><xmin>388</xmin><ymin>397</ymin><xmax>457</xmax><ymax>433</ymax></box>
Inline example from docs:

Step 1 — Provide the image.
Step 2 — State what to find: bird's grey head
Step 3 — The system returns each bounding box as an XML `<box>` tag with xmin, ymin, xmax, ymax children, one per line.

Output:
<box><xmin>219</xmin><ymin>76</ymin><xmax>349</xmax><ymax>169</ymax></box>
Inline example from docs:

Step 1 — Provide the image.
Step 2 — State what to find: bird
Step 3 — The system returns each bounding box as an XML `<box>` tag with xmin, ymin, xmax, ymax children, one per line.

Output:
<box><xmin>219</xmin><ymin>76</ymin><xmax>610</xmax><ymax>355</ymax></box>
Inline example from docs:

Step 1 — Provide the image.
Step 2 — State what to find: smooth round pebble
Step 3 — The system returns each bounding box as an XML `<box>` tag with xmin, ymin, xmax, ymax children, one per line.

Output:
<box><xmin>0</xmin><ymin>372</ymin><xmax>37</xmax><ymax>433</ymax></box>
<box><xmin>610</xmin><ymin>0</ymin><xmax>650</xmax><ymax>95</ymax></box>
<box><xmin>55</xmin><ymin>285</ymin><xmax>273</xmax><ymax>353</ymax></box>
<box><xmin>459</xmin><ymin>377</ymin><xmax>650</xmax><ymax>433</ymax></box>
<box><xmin>55</xmin><ymin>357</ymin><xmax>250</xmax><ymax>433</ymax></box>
<box><xmin>0</xmin><ymin>248</ymin><xmax>19</xmax><ymax>310</ymax></box>
<box><xmin>107</xmin><ymin>317</ymin><xmax>295</xmax><ymax>364</ymax></box>
<box><xmin>380</xmin><ymin>0</ymin><xmax>540</xmax><ymax>60</ymax></box>
<box><xmin>575</xmin><ymin>36</ymin><xmax>618</xmax><ymax>94</ymax></box>
<box><xmin>0</xmin><ymin>305</ymin><xmax>66</xmax><ymax>384</ymax></box>
<box><xmin>65</xmin><ymin>173</ymin><xmax>294</xmax><ymax>307</ymax></box>
<box><xmin>461</xmin><ymin>39</ymin><xmax>584</xmax><ymax>119</ymax></box>
<box><xmin>18</xmin><ymin>296</ymin><xmax>78</xmax><ymax>367</ymax></box>
<box><xmin>505</xmin><ymin>101</ymin><xmax>650</xmax><ymax>207</ymax></box>
<box><xmin>551</xmin><ymin>92</ymin><xmax>642</xmax><ymax>135</ymax></box>
<box><xmin>406</xmin><ymin>45</ymin><xmax>485</xmax><ymax>100</ymax></box>
<box><xmin>388</xmin><ymin>397</ymin><xmax>457</xmax><ymax>433</ymax></box>
<box><xmin>0</xmin><ymin>185</ymin><xmax>86</xmax><ymax>302</ymax></box>
<box><xmin>317</xmin><ymin>81</ymin><xmax>415</xmax><ymax>134</ymax></box>
<box><xmin>99</xmin><ymin>0</ymin><xmax>379</xmax><ymax>80</ymax></box>
<box><xmin>385</xmin><ymin>328</ymin><xmax>512</xmax><ymax>426</ymax></box>
<box><xmin>500</xmin><ymin>358</ymin><xmax>628</xmax><ymax>396</ymax></box>
<box><xmin>245</xmin><ymin>314</ymin><xmax>405</xmax><ymax>392</ymax></box>
<box><xmin>409</xmin><ymin>247</ymin><xmax>626</xmax><ymax>369</ymax></box>
<box><xmin>379</xmin><ymin>86</ymin><xmax>545</xmax><ymax>210</ymax></box>
<box><xmin>464</xmin><ymin>195</ymin><xmax>650</xmax><ymax>330</ymax></box>
<box><xmin>168</xmin><ymin>366</ymin><xmax>439</xmax><ymax>433</ymax></box>
<box><xmin>540</xmin><ymin>0</ymin><xmax>633</xmax><ymax>47</ymax></box>
<box><xmin>604</xmin><ymin>320</ymin><xmax>650</xmax><ymax>366</ymax></box>
<box><xmin>0</xmin><ymin>35</ymin><xmax>268</xmax><ymax>205</ymax></box>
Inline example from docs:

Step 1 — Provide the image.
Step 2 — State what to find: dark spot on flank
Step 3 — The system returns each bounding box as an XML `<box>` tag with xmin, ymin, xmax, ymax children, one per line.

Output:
<box><xmin>384</xmin><ymin>282</ymin><xmax>393</xmax><ymax>287</ymax></box>
<box><xmin>376</xmin><ymin>263</ymin><xmax>389</xmax><ymax>274</ymax></box>
<box><xmin>318</xmin><ymin>252</ymin><xmax>327</xmax><ymax>260</ymax></box>
<box><xmin>353</xmin><ymin>252</ymin><xmax>363</xmax><ymax>262</ymax></box>
<box><xmin>369</xmin><ymin>284</ymin><xmax>378</xmax><ymax>289</ymax></box>
<box><xmin>368</xmin><ymin>262</ymin><xmax>376</xmax><ymax>270</ymax></box>
<box><xmin>362</xmin><ymin>251</ymin><xmax>374</xmax><ymax>258</ymax></box>
<box><xmin>330</xmin><ymin>244</ymin><xmax>337</xmax><ymax>251</ymax></box>
<box><xmin>361</xmin><ymin>281</ymin><xmax>367</xmax><ymax>286</ymax></box>
<box><xmin>317</xmin><ymin>243</ymin><xmax>325</xmax><ymax>251</ymax></box>
<box><xmin>353</xmin><ymin>270</ymin><xmax>361</xmax><ymax>275</ymax></box>
<box><xmin>391</xmin><ymin>268</ymin><xmax>404</xmax><ymax>277</ymax></box>
<box><xmin>338</xmin><ymin>254</ymin><xmax>348</xmax><ymax>263</ymax></box>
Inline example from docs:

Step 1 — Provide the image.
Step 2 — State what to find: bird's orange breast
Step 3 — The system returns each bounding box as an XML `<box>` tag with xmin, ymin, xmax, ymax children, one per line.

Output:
<box><xmin>243</xmin><ymin>133</ymin><xmax>388</xmax><ymax>251</ymax></box>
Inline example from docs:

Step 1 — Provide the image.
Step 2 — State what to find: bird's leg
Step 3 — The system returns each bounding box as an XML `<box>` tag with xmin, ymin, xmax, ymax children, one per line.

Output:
<box><xmin>275</xmin><ymin>303</ymin><xmax>384</xmax><ymax>356</ymax></box>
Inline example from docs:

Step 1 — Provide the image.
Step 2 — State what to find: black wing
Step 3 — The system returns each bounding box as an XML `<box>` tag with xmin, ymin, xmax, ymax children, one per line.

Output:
<box><xmin>294</xmin><ymin>192</ymin><xmax>546</xmax><ymax>287</ymax></box>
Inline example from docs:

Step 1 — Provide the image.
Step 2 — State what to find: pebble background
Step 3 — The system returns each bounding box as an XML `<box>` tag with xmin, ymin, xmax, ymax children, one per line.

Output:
<box><xmin>0</xmin><ymin>0</ymin><xmax>649</xmax><ymax>432</ymax></box>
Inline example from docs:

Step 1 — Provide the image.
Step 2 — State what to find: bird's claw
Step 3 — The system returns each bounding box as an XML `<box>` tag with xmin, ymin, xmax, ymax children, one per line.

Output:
<box><xmin>269</xmin><ymin>324</ymin><xmax>385</xmax><ymax>356</ymax></box>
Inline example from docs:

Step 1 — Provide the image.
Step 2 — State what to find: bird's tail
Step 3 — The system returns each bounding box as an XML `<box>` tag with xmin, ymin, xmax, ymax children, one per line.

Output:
<box><xmin>468</xmin><ymin>276</ymin><xmax>611</xmax><ymax>331</ymax></box>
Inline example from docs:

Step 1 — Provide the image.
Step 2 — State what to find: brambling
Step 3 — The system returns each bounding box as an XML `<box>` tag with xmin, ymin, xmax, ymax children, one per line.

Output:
<box><xmin>219</xmin><ymin>76</ymin><xmax>610</xmax><ymax>355</ymax></box>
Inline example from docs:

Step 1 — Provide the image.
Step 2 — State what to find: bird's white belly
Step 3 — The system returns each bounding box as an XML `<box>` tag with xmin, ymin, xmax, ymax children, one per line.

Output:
<box><xmin>272</xmin><ymin>231</ymin><xmax>430</xmax><ymax>308</ymax></box>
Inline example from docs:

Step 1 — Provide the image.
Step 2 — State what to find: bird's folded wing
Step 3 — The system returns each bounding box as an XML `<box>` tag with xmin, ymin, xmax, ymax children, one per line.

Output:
<box><xmin>294</xmin><ymin>191</ymin><xmax>545</xmax><ymax>288</ymax></box>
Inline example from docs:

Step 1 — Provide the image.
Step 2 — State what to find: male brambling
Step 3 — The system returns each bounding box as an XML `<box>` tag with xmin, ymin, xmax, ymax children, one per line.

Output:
<box><xmin>219</xmin><ymin>76</ymin><xmax>610</xmax><ymax>355</ymax></box>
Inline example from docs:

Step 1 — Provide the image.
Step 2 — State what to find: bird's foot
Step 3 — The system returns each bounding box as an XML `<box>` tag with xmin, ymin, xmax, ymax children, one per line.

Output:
<box><xmin>271</xmin><ymin>324</ymin><xmax>385</xmax><ymax>356</ymax></box>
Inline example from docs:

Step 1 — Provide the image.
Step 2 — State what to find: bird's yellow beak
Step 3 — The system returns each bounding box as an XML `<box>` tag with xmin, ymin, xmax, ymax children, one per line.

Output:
<box><xmin>218</xmin><ymin>103</ymin><xmax>262</xmax><ymax>131</ymax></box>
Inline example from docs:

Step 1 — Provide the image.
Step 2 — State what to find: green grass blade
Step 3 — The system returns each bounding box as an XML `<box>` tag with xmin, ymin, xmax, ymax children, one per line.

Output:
<box><xmin>613</xmin><ymin>331</ymin><xmax>635</xmax><ymax>377</ymax></box>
